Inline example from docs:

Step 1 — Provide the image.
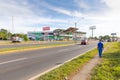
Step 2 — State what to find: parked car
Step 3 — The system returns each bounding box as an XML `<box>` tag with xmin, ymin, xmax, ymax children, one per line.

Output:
<box><xmin>81</xmin><ymin>39</ymin><xmax>88</xmax><ymax>45</ymax></box>
<box><xmin>12</xmin><ymin>36</ymin><xmax>23</xmax><ymax>43</ymax></box>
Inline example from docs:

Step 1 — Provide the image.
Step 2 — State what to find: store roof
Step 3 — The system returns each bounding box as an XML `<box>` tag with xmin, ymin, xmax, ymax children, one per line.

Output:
<box><xmin>64</xmin><ymin>27</ymin><xmax>78</xmax><ymax>33</ymax></box>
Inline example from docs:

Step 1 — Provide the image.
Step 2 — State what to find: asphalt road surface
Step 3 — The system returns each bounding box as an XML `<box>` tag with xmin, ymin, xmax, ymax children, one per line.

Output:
<box><xmin>0</xmin><ymin>42</ymin><xmax>97</xmax><ymax>80</ymax></box>
<box><xmin>0</xmin><ymin>41</ymin><xmax>73</xmax><ymax>49</ymax></box>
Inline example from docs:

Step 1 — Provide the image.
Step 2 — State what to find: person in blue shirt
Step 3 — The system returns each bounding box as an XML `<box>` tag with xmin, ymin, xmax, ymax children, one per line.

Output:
<box><xmin>97</xmin><ymin>40</ymin><xmax>104</xmax><ymax>58</ymax></box>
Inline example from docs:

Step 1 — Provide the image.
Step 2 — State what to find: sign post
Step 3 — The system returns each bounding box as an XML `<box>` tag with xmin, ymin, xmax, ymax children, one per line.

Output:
<box><xmin>42</xmin><ymin>27</ymin><xmax>50</xmax><ymax>41</ymax></box>
<box><xmin>111</xmin><ymin>33</ymin><xmax>117</xmax><ymax>42</ymax></box>
<box><xmin>89</xmin><ymin>26</ymin><xmax>96</xmax><ymax>38</ymax></box>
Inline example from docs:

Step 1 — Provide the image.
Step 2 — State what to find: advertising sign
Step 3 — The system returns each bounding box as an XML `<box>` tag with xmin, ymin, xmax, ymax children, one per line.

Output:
<box><xmin>43</xmin><ymin>27</ymin><xmax>50</xmax><ymax>31</ymax></box>
<box><xmin>89</xmin><ymin>26</ymin><xmax>96</xmax><ymax>30</ymax></box>
<box><xmin>111</xmin><ymin>33</ymin><xmax>116</xmax><ymax>35</ymax></box>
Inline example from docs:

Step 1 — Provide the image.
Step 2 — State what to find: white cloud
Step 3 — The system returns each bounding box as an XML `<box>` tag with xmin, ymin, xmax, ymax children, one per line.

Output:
<box><xmin>0</xmin><ymin>0</ymin><xmax>69</xmax><ymax>33</ymax></box>
<box><xmin>52</xmin><ymin>7</ymin><xmax>72</xmax><ymax>16</ymax></box>
<box><xmin>101</xmin><ymin>0</ymin><xmax>120</xmax><ymax>16</ymax></box>
<box><xmin>0</xmin><ymin>0</ymin><xmax>120</xmax><ymax>37</ymax></box>
<box><xmin>52</xmin><ymin>7</ymin><xmax>83</xmax><ymax>17</ymax></box>
<box><xmin>76</xmin><ymin>0</ymin><xmax>120</xmax><ymax>37</ymax></box>
<box><xmin>0</xmin><ymin>0</ymin><xmax>34</xmax><ymax>16</ymax></box>
<box><xmin>0</xmin><ymin>0</ymin><xmax>84</xmax><ymax>34</ymax></box>
<box><xmin>96</xmin><ymin>0</ymin><xmax>120</xmax><ymax>36</ymax></box>
<box><xmin>74</xmin><ymin>0</ymin><xmax>90</xmax><ymax>10</ymax></box>
<box><xmin>102</xmin><ymin>0</ymin><xmax>120</xmax><ymax>10</ymax></box>
<box><xmin>39</xmin><ymin>0</ymin><xmax>83</xmax><ymax>17</ymax></box>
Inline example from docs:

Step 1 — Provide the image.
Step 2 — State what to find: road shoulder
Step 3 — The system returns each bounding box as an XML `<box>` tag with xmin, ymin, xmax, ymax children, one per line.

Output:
<box><xmin>71</xmin><ymin>55</ymin><xmax>101</xmax><ymax>80</ymax></box>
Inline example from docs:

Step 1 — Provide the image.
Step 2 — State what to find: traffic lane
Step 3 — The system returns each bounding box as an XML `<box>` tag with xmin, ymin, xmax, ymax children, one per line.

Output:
<box><xmin>0</xmin><ymin>41</ymin><xmax>74</xmax><ymax>49</ymax></box>
<box><xmin>0</xmin><ymin>43</ymin><xmax>96</xmax><ymax>80</ymax></box>
<box><xmin>0</xmin><ymin>43</ymin><xmax>97</xmax><ymax>80</ymax></box>
<box><xmin>0</xmin><ymin>43</ymin><xmax>79</xmax><ymax>62</ymax></box>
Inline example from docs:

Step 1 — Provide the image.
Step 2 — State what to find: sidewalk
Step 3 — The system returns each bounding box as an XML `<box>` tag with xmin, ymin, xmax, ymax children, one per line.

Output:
<box><xmin>71</xmin><ymin>55</ymin><xmax>101</xmax><ymax>80</ymax></box>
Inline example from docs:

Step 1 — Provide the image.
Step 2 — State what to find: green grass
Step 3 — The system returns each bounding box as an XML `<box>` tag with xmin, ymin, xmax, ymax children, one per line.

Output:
<box><xmin>91</xmin><ymin>42</ymin><xmax>120</xmax><ymax>80</ymax></box>
<box><xmin>36</xmin><ymin>47</ymin><xmax>98</xmax><ymax>80</ymax></box>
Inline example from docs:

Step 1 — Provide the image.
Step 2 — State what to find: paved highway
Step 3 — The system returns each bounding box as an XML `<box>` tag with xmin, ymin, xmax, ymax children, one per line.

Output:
<box><xmin>0</xmin><ymin>41</ymin><xmax>74</xmax><ymax>49</ymax></box>
<box><xmin>0</xmin><ymin>42</ymin><xmax>97</xmax><ymax>80</ymax></box>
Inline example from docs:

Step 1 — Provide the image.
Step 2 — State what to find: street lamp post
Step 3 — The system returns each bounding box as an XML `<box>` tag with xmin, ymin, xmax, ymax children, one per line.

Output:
<box><xmin>74</xmin><ymin>22</ymin><xmax>77</xmax><ymax>43</ymax></box>
<box><xmin>12</xmin><ymin>16</ymin><xmax>14</xmax><ymax>34</ymax></box>
<box><xmin>70</xmin><ymin>17</ymin><xmax>84</xmax><ymax>43</ymax></box>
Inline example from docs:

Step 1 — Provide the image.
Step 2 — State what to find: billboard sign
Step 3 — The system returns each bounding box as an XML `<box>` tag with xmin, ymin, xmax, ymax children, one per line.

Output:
<box><xmin>89</xmin><ymin>26</ymin><xmax>96</xmax><ymax>30</ymax></box>
<box><xmin>43</xmin><ymin>27</ymin><xmax>50</xmax><ymax>31</ymax></box>
<box><xmin>111</xmin><ymin>33</ymin><xmax>116</xmax><ymax>35</ymax></box>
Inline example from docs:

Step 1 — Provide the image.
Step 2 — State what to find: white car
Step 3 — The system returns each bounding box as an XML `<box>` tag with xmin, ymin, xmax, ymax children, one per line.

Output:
<box><xmin>12</xmin><ymin>37</ymin><xmax>23</xmax><ymax>43</ymax></box>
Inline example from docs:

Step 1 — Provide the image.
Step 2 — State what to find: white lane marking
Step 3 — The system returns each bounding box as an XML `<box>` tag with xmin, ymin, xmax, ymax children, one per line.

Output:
<box><xmin>0</xmin><ymin>58</ymin><xmax>27</xmax><ymax>65</ymax></box>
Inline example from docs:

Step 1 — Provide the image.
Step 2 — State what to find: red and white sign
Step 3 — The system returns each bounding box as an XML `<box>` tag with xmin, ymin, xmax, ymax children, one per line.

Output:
<box><xmin>43</xmin><ymin>27</ymin><xmax>50</xmax><ymax>31</ymax></box>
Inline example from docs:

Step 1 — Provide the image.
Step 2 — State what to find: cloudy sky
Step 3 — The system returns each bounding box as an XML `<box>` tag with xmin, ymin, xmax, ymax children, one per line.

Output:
<box><xmin>0</xmin><ymin>0</ymin><xmax>120</xmax><ymax>37</ymax></box>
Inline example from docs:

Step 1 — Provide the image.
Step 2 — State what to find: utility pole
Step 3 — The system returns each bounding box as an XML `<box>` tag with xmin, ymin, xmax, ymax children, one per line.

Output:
<box><xmin>70</xmin><ymin>17</ymin><xmax>84</xmax><ymax>43</ymax></box>
<box><xmin>74</xmin><ymin>22</ymin><xmax>77</xmax><ymax>43</ymax></box>
<box><xmin>12</xmin><ymin>16</ymin><xmax>14</xmax><ymax>34</ymax></box>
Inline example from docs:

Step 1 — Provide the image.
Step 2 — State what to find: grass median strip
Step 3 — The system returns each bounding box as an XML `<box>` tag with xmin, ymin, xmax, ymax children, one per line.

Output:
<box><xmin>0</xmin><ymin>43</ymin><xmax>74</xmax><ymax>54</ymax></box>
<box><xmin>91</xmin><ymin>42</ymin><xmax>120</xmax><ymax>80</ymax></box>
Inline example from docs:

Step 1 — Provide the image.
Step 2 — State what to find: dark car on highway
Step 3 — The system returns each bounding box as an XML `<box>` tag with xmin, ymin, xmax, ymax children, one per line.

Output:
<box><xmin>81</xmin><ymin>39</ymin><xmax>88</xmax><ymax>45</ymax></box>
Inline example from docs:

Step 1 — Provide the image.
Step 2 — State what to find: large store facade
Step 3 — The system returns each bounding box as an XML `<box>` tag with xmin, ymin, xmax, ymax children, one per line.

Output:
<box><xmin>27</xmin><ymin>27</ymin><xmax>86</xmax><ymax>41</ymax></box>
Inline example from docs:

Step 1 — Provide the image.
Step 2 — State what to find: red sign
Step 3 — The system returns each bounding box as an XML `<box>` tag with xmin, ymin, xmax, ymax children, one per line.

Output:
<box><xmin>43</xmin><ymin>27</ymin><xmax>50</xmax><ymax>31</ymax></box>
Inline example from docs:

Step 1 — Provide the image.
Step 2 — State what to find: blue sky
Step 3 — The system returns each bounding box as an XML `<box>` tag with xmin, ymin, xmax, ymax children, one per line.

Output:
<box><xmin>0</xmin><ymin>0</ymin><xmax>120</xmax><ymax>37</ymax></box>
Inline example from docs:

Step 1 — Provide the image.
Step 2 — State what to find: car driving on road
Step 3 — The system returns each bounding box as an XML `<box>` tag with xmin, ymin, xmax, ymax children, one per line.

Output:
<box><xmin>81</xmin><ymin>39</ymin><xmax>88</xmax><ymax>45</ymax></box>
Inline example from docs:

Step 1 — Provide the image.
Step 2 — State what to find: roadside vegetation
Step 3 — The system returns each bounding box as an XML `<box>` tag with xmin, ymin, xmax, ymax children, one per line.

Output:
<box><xmin>36</xmin><ymin>48</ymin><xmax>98</xmax><ymax>80</ymax></box>
<box><xmin>91</xmin><ymin>42</ymin><xmax>120</xmax><ymax>80</ymax></box>
<box><xmin>0</xmin><ymin>28</ymin><xmax>28</xmax><ymax>41</ymax></box>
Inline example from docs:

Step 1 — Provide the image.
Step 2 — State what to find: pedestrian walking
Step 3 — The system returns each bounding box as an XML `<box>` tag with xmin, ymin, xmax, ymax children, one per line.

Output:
<box><xmin>97</xmin><ymin>40</ymin><xmax>104</xmax><ymax>58</ymax></box>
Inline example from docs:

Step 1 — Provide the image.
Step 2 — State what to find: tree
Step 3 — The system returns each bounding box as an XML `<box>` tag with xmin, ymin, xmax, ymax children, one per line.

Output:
<box><xmin>94</xmin><ymin>36</ymin><xmax>98</xmax><ymax>40</ymax></box>
<box><xmin>104</xmin><ymin>35</ymin><xmax>110</xmax><ymax>40</ymax></box>
<box><xmin>99</xmin><ymin>35</ymin><xmax>111</xmax><ymax>41</ymax></box>
<box><xmin>0</xmin><ymin>28</ymin><xmax>10</xmax><ymax>40</ymax></box>
<box><xmin>22</xmin><ymin>34</ymin><xmax>29</xmax><ymax>41</ymax></box>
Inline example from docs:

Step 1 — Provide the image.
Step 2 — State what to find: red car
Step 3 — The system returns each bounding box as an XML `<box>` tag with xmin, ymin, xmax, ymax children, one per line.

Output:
<box><xmin>81</xmin><ymin>40</ymin><xmax>88</xmax><ymax>45</ymax></box>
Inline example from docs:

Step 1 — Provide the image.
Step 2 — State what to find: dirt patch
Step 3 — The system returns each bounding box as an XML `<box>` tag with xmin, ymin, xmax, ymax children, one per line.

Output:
<box><xmin>70</xmin><ymin>55</ymin><xmax>101</xmax><ymax>80</ymax></box>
